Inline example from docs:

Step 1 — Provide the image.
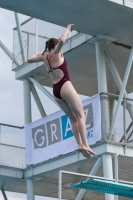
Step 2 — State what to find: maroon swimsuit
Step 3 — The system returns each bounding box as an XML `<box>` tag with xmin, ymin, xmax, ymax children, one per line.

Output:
<box><xmin>47</xmin><ymin>55</ymin><xmax>70</xmax><ymax>99</ymax></box>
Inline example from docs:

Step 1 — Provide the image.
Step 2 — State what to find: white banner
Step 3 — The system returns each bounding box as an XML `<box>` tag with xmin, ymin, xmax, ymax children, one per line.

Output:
<box><xmin>25</xmin><ymin>94</ymin><xmax>101</xmax><ymax>165</ymax></box>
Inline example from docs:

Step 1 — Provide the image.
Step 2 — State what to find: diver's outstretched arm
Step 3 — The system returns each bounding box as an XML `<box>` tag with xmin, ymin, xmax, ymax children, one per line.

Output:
<box><xmin>54</xmin><ymin>24</ymin><xmax>75</xmax><ymax>54</ymax></box>
<box><xmin>27</xmin><ymin>52</ymin><xmax>43</xmax><ymax>63</ymax></box>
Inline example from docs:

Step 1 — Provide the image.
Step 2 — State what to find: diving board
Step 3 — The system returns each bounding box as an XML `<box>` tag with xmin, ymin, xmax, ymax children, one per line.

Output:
<box><xmin>1</xmin><ymin>0</ymin><xmax>133</xmax><ymax>46</ymax></box>
<box><xmin>71</xmin><ymin>179</ymin><xmax>133</xmax><ymax>198</ymax></box>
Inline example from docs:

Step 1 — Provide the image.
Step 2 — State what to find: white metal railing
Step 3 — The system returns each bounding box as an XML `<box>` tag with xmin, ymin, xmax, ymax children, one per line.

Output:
<box><xmin>12</xmin><ymin>18</ymin><xmax>93</xmax><ymax>69</ymax></box>
<box><xmin>12</xmin><ymin>18</ymin><xmax>80</xmax><ymax>69</ymax></box>
<box><xmin>100</xmin><ymin>92</ymin><xmax>133</xmax><ymax>145</ymax></box>
<box><xmin>0</xmin><ymin>123</ymin><xmax>26</xmax><ymax>169</ymax></box>
<box><xmin>12</xmin><ymin>31</ymin><xmax>86</xmax><ymax>69</ymax></box>
<box><xmin>59</xmin><ymin>169</ymin><xmax>133</xmax><ymax>200</ymax></box>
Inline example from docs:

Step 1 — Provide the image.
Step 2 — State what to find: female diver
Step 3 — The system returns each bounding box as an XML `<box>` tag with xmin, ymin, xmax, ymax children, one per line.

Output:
<box><xmin>28</xmin><ymin>24</ymin><xmax>96</xmax><ymax>158</ymax></box>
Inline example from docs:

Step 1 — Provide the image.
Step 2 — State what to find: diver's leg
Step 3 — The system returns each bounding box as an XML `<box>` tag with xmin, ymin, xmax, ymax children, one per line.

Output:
<box><xmin>54</xmin><ymin>96</ymin><xmax>83</xmax><ymax>148</ymax></box>
<box><xmin>60</xmin><ymin>81</ymin><xmax>96</xmax><ymax>155</ymax></box>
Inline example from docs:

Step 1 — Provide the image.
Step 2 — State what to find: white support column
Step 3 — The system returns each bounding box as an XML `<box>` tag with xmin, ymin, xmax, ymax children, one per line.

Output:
<box><xmin>30</xmin><ymin>83</ymin><xmax>46</xmax><ymax>118</ymax></box>
<box><xmin>103</xmin><ymin>154</ymin><xmax>114</xmax><ymax>200</ymax></box>
<box><xmin>0</xmin><ymin>40</ymin><xmax>20</xmax><ymax>66</ymax></box>
<box><xmin>95</xmin><ymin>39</ymin><xmax>110</xmax><ymax>140</ymax></box>
<box><xmin>1</xmin><ymin>188</ymin><xmax>8</xmax><ymax>200</ymax></box>
<box><xmin>28</xmin><ymin>77</ymin><xmax>60</xmax><ymax>108</ymax></box>
<box><xmin>104</xmin><ymin>44</ymin><xmax>133</xmax><ymax>121</ymax></box>
<box><xmin>23</xmin><ymin>79</ymin><xmax>32</xmax><ymax>124</ymax></box>
<box><xmin>23</xmin><ymin>79</ymin><xmax>34</xmax><ymax>199</ymax></box>
<box><xmin>58</xmin><ymin>170</ymin><xmax>62</xmax><ymax>200</ymax></box>
<box><xmin>114</xmin><ymin>154</ymin><xmax>118</xmax><ymax>200</ymax></box>
<box><xmin>35</xmin><ymin>19</ymin><xmax>38</xmax><ymax>53</ymax></box>
<box><xmin>75</xmin><ymin>156</ymin><xmax>102</xmax><ymax>200</ymax></box>
<box><xmin>14</xmin><ymin>12</ymin><xmax>26</xmax><ymax>63</ymax></box>
<box><xmin>108</xmin><ymin>46</ymin><xmax>133</xmax><ymax>140</ymax></box>
<box><xmin>26</xmin><ymin>178</ymin><xmax>35</xmax><ymax>200</ymax></box>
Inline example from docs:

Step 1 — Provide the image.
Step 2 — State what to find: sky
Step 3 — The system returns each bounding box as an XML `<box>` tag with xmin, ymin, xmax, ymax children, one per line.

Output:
<box><xmin>0</xmin><ymin>8</ymin><xmax>88</xmax><ymax>200</ymax></box>
<box><xmin>0</xmin><ymin>9</ymin><xmax>61</xmax><ymax>127</ymax></box>
<box><xmin>0</xmin><ymin>7</ymin><xmax>59</xmax><ymax>200</ymax></box>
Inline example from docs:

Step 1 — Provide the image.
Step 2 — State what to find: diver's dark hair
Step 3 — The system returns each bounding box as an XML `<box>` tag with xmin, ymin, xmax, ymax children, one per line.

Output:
<box><xmin>42</xmin><ymin>38</ymin><xmax>59</xmax><ymax>55</ymax></box>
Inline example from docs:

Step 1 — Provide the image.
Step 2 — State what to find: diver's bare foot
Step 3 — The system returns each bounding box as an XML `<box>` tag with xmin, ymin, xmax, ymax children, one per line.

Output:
<box><xmin>79</xmin><ymin>149</ymin><xmax>91</xmax><ymax>158</ymax></box>
<box><xmin>78</xmin><ymin>145</ymin><xmax>96</xmax><ymax>156</ymax></box>
<box><xmin>86</xmin><ymin>147</ymin><xmax>96</xmax><ymax>155</ymax></box>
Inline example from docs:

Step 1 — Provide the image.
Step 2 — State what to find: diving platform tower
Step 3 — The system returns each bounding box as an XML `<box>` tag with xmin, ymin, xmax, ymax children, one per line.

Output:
<box><xmin>0</xmin><ymin>0</ymin><xmax>133</xmax><ymax>200</ymax></box>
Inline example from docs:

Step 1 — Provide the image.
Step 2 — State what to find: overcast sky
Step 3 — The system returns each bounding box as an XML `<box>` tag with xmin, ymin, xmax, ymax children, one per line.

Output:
<box><xmin>0</xmin><ymin>8</ymin><xmax>62</xmax><ymax>127</ymax></box>
<box><xmin>0</xmin><ymin>8</ymin><xmax>61</xmax><ymax>200</ymax></box>
<box><xmin>0</xmin><ymin>8</ymin><xmax>88</xmax><ymax>200</ymax></box>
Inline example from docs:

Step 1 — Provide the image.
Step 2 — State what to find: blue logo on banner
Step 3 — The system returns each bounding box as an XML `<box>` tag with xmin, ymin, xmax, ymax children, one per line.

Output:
<box><xmin>87</xmin><ymin>129</ymin><xmax>93</xmax><ymax>139</ymax></box>
<box><xmin>61</xmin><ymin>115</ymin><xmax>73</xmax><ymax>140</ymax></box>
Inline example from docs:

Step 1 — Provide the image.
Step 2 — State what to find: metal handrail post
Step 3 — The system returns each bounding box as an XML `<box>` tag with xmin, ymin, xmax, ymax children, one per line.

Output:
<box><xmin>14</xmin><ymin>12</ymin><xmax>26</xmax><ymax>63</ymax></box>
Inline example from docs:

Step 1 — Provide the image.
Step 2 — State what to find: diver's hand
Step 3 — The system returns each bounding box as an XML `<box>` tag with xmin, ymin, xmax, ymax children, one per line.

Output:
<box><xmin>67</xmin><ymin>24</ymin><xmax>75</xmax><ymax>30</ymax></box>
